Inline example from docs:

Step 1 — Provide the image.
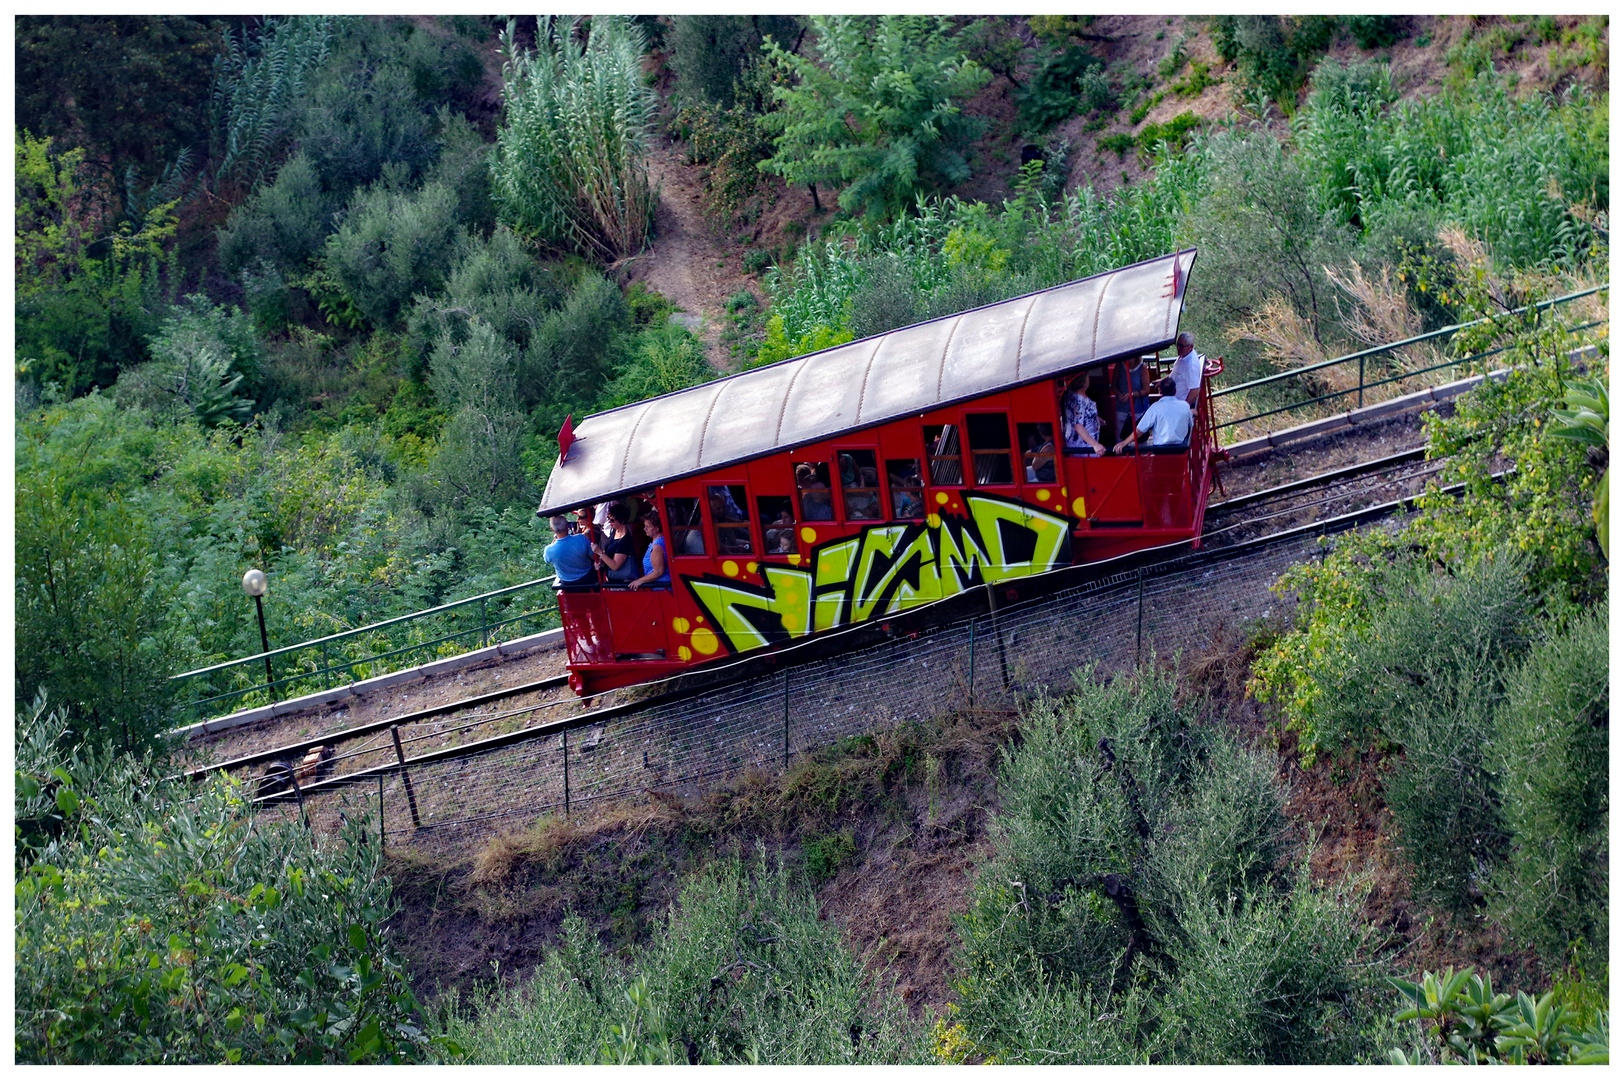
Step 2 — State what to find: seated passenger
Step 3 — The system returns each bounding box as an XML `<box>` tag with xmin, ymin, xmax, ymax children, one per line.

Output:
<box><xmin>796</xmin><ymin>464</ymin><xmax>835</xmax><ymax>521</ymax></box>
<box><xmin>893</xmin><ymin>488</ymin><xmax>925</xmax><ymax>519</ymax></box>
<box><xmin>763</xmin><ymin>508</ymin><xmax>795</xmax><ymax>552</ymax></box>
<box><xmin>1062</xmin><ymin>376</ymin><xmax>1108</xmax><ymax>455</ymax></box>
<box><xmin>544</xmin><ymin>515</ymin><xmax>598</xmax><ymax>589</ymax></box>
<box><xmin>628</xmin><ymin>510</ymin><xmax>671</xmax><ymax>590</ymax></box>
<box><xmin>1113</xmin><ymin>377</ymin><xmax>1193</xmax><ymax>453</ymax></box>
<box><xmin>708</xmin><ymin>487</ymin><xmax>747</xmax><ymax>522</ymax></box>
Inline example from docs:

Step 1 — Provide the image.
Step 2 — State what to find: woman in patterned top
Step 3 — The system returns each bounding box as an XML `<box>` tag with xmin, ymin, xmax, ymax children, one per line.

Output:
<box><xmin>1062</xmin><ymin>376</ymin><xmax>1108</xmax><ymax>455</ymax></box>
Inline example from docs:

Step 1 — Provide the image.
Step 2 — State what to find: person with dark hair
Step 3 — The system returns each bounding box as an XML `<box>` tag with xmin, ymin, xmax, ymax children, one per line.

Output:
<box><xmin>1061</xmin><ymin>374</ymin><xmax>1108</xmax><ymax>455</ymax></box>
<box><xmin>591</xmin><ymin>501</ymin><xmax>638</xmax><ymax>584</ymax></box>
<box><xmin>628</xmin><ymin>510</ymin><xmax>671</xmax><ymax>589</ymax></box>
<box><xmin>1113</xmin><ymin>355</ymin><xmax>1152</xmax><ymax>441</ymax></box>
<box><xmin>545</xmin><ymin>514</ymin><xmax>598</xmax><ymax>589</ymax></box>
<box><xmin>1113</xmin><ymin>377</ymin><xmax>1192</xmax><ymax>453</ymax></box>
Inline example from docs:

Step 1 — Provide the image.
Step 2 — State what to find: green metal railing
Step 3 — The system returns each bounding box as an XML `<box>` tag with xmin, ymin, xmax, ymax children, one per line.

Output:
<box><xmin>1212</xmin><ymin>284</ymin><xmax>1608</xmax><ymax>434</ymax></box>
<box><xmin>170</xmin><ymin>576</ymin><xmax>561</xmax><ymax>722</ymax></box>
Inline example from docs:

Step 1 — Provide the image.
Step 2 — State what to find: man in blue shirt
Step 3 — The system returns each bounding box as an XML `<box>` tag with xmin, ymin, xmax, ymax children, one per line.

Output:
<box><xmin>544</xmin><ymin>515</ymin><xmax>597</xmax><ymax>589</ymax></box>
<box><xmin>1114</xmin><ymin>377</ymin><xmax>1193</xmax><ymax>453</ymax></box>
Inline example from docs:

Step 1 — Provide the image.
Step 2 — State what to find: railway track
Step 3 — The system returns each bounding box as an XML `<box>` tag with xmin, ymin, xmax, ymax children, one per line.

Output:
<box><xmin>190</xmin><ymin>444</ymin><xmax>1471</xmax><ymax>807</ymax></box>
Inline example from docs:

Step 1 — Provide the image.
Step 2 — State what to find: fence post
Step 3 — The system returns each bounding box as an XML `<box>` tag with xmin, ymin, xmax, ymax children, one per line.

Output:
<box><xmin>1135</xmin><ymin>569</ymin><xmax>1146</xmax><ymax>668</ymax></box>
<box><xmin>378</xmin><ymin>772</ymin><xmax>385</xmax><ymax>849</ymax></box>
<box><xmin>563</xmin><ymin>728</ymin><xmax>571</xmax><ymax>817</ymax></box>
<box><xmin>983</xmin><ymin>583</ymin><xmax>1010</xmax><ymax>696</ymax></box>
<box><xmin>391</xmin><ymin>726</ymin><xmax>421</xmax><ymax>829</ymax></box>
<box><xmin>782</xmin><ymin>667</ymin><xmax>792</xmax><ymax>767</ymax></box>
<box><xmin>967</xmin><ymin>617</ymin><xmax>977</xmax><ymax>708</ymax></box>
<box><xmin>1358</xmin><ymin>353</ymin><xmax>1365</xmax><ymax>408</ymax></box>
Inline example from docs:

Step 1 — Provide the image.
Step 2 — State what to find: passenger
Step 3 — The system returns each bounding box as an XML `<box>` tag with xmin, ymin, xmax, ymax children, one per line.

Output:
<box><xmin>1113</xmin><ymin>355</ymin><xmax>1152</xmax><ymax>441</ymax></box>
<box><xmin>893</xmin><ymin>488</ymin><xmax>925</xmax><ymax>519</ymax></box>
<box><xmin>1113</xmin><ymin>377</ymin><xmax>1193</xmax><ymax>453</ymax></box>
<box><xmin>1061</xmin><ymin>375</ymin><xmax>1108</xmax><ymax>455</ymax></box>
<box><xmin>1171</xmin><ymin>331</ymin><xmax>1205</xmax><ymax>408</ymax></box>
<box><xmin>708</xmin><ymin>487</ymin><xmax>747</xmax><ymax>522</ymax></box>
<box><xmin>572</xmin><ymin>504</ymin><xmax>601</xmax><ymax>545</ymax></box>
<box><xmin>628</xmin><ymin>510</ymin><xmax>672</xmax><ymax>590</ymax></box>
<box><xmin>544</xmin><ymin>514</ymin><xmax>598</xmax><ymax>590</ymax></box>
<box><xmin>590</xmin><ymin>501</ymin><xmax>638</xmax><ymax>584</ymax></box>
<box><xmin>796</xmin><ymin>464</ymin><xmax>835</xmax><ymax>521</ymax></box>
<box><xmin>763</xmin><ymin>508</ymin><xmax>795</xmax><ymax>552</ymax></box>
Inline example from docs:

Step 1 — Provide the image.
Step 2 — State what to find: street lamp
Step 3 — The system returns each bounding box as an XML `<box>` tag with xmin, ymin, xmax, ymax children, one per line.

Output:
<box><xmin>242</xmin><ymin>568</ymin><xmax>277</xmax><ymax>700</ymax></box>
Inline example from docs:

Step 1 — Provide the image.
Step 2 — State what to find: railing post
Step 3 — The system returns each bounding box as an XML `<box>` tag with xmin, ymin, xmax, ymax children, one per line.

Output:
<box><xmin>378</xmin><ymin>772</ymin><xmax>385</xmax><ymax>848</ymax></box>
<box><xmin>563</xmin><ymin>728</ymin><xmax>571</xmax><ymax>816</ymax></box>
<box><xmin>1358</xmin><ymin>353</ymin><xmax>1365</xmax><ymax>408</ymax></box>
<box><xmin>391</xmin><ymin>726</ymin><xmax>421</xmax><ymax>829</ymax></box>
<box><xmin>480</xmin><ymin>597</ymin><xmax>490</xmax><ymax>647</ymax></box>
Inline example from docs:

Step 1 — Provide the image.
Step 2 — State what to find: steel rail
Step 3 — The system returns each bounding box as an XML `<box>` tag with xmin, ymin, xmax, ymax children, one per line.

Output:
<box><xmin>1207</xmin><ymin>448</ymin><xmax>1430</xmax><ymax>514</ymax></box>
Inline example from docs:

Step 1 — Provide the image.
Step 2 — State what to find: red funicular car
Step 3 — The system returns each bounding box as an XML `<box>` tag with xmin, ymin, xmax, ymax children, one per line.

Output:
<box><xmin>538</xmin><ymin>249</ymin><xmax>1220</xmax><ymax>694</ymax></box>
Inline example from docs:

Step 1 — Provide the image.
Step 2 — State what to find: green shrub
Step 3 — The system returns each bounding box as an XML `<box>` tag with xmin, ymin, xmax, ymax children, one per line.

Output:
<box><xmin>323</xmin><ymin>178</ymin><xmax>466</xmax><ymax>327</ymax></box>
<box><xmin>668</xmin><ymin>15</ymin><xmax>801</xmax><ymax>110</ymax></box>
<box><xmin>1345</xmin><ymin>15</ymin><xmax>1405</xmax><ymax>51</ymax></box>
<box><xmin>1135</xmin><ymin>111</ymin><xmax>1199</xmax><ymax>161</ymax></box>
<box><xmin>1017</xmin><ymin>46</ymin><xmax>1114</xmax><ymax>132</ymax></box>
<box><xmin>1292</xmin><ymin>550</ymin><xmax>1529</xmax><ymax>913</ymax></box>
<box><xmin>759</xmin><ymin>16</ymin><xmax>991</xmax><ymax>222</ymax></box>
<box><xmin>1096</xmin><ymin>132</ymin><xmax>1135</xmax><ymax>159</ymax></box>
<box><xmin>801</xmin><ymin>831</ymin><xmax>856</xmax><ymax>882</ymax></box>
<box><xmin>435</xmin><ymin>853</ymin><xmax>929</xmax><ymax>1063</ymax></box>
<box><xmin>1386</xmin><ymin>967</ymin><xmax>1609</xmax><ymax>1065</ymax></box>
<box><xmin>951</xmin><ymin>667</ymin><xmax>1377</xmax><ymax>1064</ymax></box>
<box><xmin>217</xmin><ymin>152</ymin><xmax>342</xmax><ymax>277</ymax></box>
<box><xmin>14</xmin><ymin>700</ymin><xmax>432</xmax><ymax>1064</ymax></box>
<box><xmin>14</xmin><ymin>463</ymin><xmax>180</xmax><ymax>751</ymax></box>
<box><xmin>596</xmin><ymin>322</ymin><xmax>715</xmax><ymax>411</ymax></box>
<box><xmin>1489</xmin><ymin>608</ymin><xmax>1609</xmax><ymax>967</ymax></box>
<box><xmin>493</xmin><ymin>15</ymin><xmax>656</xmax><ymax>260</ymax></box>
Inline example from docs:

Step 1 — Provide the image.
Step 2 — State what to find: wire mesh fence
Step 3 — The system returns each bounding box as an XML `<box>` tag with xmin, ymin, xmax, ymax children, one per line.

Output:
<box><xmin>251</xmin><ymin>514</ymin><xmax>1407</xmax><ymax>856</ymax></box>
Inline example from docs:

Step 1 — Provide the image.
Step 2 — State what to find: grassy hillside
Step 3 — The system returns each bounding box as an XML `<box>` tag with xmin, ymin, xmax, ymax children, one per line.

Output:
<box><xmin>14</xmin><ymin>14</ymin><xmax>1608</xmax><ymax>1064</ymax></box>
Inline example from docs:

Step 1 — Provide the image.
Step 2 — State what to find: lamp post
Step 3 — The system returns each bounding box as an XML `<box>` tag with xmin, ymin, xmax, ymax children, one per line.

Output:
<box><xmin>242</xmin><ymin>568</ymin><xmax>277</xmax><ymax>701</ymax></box>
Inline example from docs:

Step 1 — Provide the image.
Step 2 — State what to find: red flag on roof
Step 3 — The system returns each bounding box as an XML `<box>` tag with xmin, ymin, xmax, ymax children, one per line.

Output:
<box><xmin>558</xmin><ymin>414</ymin><xmax>575</xmax><ymax>464</ymax></box>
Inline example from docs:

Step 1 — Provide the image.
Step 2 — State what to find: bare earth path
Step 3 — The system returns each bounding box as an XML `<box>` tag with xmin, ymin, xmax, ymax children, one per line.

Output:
<box><xmin>637</xmin><ymin>135</ymin><xmax>755</xmax><ymax>370</ymax></box>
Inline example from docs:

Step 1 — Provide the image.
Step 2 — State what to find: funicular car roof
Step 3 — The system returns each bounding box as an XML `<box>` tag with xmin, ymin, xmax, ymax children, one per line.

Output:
<box><xmin>537</xmin><ymin>248</ymin><xmax>1196</xmax><ymax>515</ymax></box>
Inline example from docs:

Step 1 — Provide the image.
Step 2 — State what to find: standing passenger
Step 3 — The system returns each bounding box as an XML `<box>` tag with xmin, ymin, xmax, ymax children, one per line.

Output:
<box><xmin>545</xmin><ymin>515</ymin><xmax>598</xmax><ymax>589</ymax></box>
<box><xmin>591</xmin><ymin>502</ymin><xmax>638</xmax><ymax>584</ymax></box>
<box><xmin>628</xmin><ymin>510</ymin><xmax>671</xmax><ymax>590</ymax></box>
<box><xmin>1171</xmin><ymin>332</ymin><xmax>1205</xmax><ymax>408</ymax></box>
<box><xmin>1113</xmin><ymin>356</ymin><xmax>1151</xmax><ymax>441</ymax></box>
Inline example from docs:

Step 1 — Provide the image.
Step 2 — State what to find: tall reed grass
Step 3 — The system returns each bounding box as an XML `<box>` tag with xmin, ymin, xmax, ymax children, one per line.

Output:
<box><xmin>493</xmin><ymin>16</ymin><xmax>657</xmax><ymax>262</ymax></box>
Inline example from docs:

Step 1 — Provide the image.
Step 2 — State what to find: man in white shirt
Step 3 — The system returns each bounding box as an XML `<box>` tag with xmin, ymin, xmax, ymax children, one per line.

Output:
<box><xmin>1114</xmin><ymin>377</ymin><xmax>1193</xmax><ymax>452</ymax></box>
<box><xmin>1171</xmin><ymin>331</ymin><xmax>1204</xmax><ymax>408</ymax></box>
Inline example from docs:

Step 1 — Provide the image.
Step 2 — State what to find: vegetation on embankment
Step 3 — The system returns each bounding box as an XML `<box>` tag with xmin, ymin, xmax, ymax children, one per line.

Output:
<box><xmin>14</xmin><ymin>14</ymin><xmax>1608</xmax><ymax>1065</ymax></box>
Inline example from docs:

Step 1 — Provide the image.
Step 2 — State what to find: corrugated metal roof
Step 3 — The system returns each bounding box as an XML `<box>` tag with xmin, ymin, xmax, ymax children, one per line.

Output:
<box><xmin>539</xmin><ymin>248</ymin><xmax>1196</xmax><ymax>514</ymax></box>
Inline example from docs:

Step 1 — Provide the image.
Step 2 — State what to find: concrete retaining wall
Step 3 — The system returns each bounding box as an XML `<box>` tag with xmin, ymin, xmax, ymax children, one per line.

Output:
<box><xmin>173</xmin><ymin>627</ymin><xmax>565</xmax><ymax>740</ymax></box>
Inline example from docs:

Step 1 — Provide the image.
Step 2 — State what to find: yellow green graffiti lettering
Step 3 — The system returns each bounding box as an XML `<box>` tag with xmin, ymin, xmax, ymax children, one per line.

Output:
<box><xmin>680</xmin><ymin>494</ymin><xmax>1072</xmax><ymax>655</ymax></box>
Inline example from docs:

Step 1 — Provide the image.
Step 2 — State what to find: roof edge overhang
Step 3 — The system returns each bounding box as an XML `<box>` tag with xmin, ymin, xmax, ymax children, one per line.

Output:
<box><xmin>537</xmin><ymin>248</ymin><xmax>1195</xmax><ymax>515</ymax></box>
